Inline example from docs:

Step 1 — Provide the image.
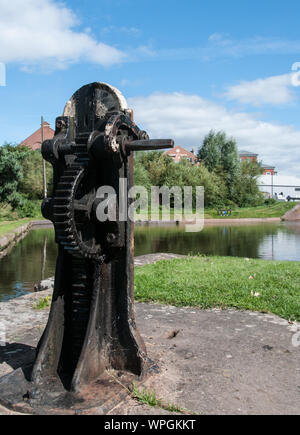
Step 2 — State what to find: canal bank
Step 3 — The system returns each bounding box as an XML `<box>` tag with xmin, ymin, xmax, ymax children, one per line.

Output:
<box><xmin>0</xmin><ymin>220</ymin><xmax>52</xmax><ymax>260</ymax></box>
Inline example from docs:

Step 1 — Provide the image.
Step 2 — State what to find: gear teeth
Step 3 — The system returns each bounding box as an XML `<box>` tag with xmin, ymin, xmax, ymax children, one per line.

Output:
<box><xmin>53</xmin><ymin>166</ymin><xmax>83</xmax><ymax>253</ymax></box>
<box><xmin>53</xmin><ymin>154</ymin><xmax>102</xmax><ymax>259</ymax></box>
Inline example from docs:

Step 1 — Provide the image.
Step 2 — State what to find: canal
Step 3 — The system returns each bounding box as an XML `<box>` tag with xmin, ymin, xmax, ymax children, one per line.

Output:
<box><xmin>1</xmin><ymin>222</ymin><xmax>300</xmax><ymax>301</ymax></box>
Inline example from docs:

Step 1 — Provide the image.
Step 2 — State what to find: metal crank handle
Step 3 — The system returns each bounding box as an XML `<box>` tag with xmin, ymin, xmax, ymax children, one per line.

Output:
<box><xmin>125</xmin><ymin>139</ymin><xmax>174</xmax><ymax>152</ymax></box>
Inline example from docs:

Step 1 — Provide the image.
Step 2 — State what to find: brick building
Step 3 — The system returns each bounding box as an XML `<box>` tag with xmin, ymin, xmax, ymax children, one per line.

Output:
<box><xmin>239</xmin><ymin>150</ymin><xmax>259</xmax><ymax>162</ymax></box>
<box><xmin>20</xmin><ymin>122</ymin><xmax>54</xmax><ymax>151</ymax></box>
<box><xmin>164</xmin><ymin>145</ymin><xmax>198</xmax><ymax>164</ymax></box>
<box><xmin>238</xmin><ymin>150</ymin><xmax>276</xmax><ymax>176</ymax></box>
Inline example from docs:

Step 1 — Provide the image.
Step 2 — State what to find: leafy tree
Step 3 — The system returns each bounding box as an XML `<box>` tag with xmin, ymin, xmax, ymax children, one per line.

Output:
<box><xmin>134</xmin><ymin>154</ymin><xmax>151</xmax><ymax>191</ymax></box>
<box><xmin>0</xmin><ymin>144</ymin><xmax>53</xmax><ymax>217</ymax></box>
<box><xmin>197</xmin><ymin>130</ymin><xmax>222</xmax><ymax>171</ymax></box>
<box><xmin>232</xmin><ymin>160</ymin><xmax>264</xmax><ymax>207</ymax></box>
<box><xmin>16</xmin><ymin>146</ymin><xmax>52</xmax><ymax>199</ymax></box>
<box><xmin>0</xmin><ymin>145</ymin><xmax>24</xmax><ymax>207</ymax></box>
<box><xmin>135</xmin><ymin>152</ymin><xmax>227</xmax><ymax>208</ymax></box>
<box><xmin>220</xmin><ymin>137</ymin><xmax>239</xmax><ymax>176</ymax></box>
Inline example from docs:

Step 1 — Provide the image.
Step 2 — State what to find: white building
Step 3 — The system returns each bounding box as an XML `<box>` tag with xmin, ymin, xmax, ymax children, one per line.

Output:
<box><xmin>258</xmin><ymin>175</ymin><xmax>300</xmax><ymax>200</ymax></box>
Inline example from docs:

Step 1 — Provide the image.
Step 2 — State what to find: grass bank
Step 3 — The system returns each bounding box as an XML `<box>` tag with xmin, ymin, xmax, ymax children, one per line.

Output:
<box><xmin>204</xmin><ymin>202</ymin><xmax>297</xmax><ymax>219</ymax></box>
<box><xmin>0</xmin><ymin>219</ymin><xmax>32</xmax><ymax>237</ymax></box>
<box><xmin>135</xmin><ymin>256</ymin><xmax>300</xmax><ymax>322</ymax></box>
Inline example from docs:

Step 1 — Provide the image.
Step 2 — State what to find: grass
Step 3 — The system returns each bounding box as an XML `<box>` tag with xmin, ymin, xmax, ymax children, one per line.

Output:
<box><xmin>131</xmin><ymin>383</ymin><xmax>193</xmax><ymax>414</ymax></box>
<box><xmin>0</xmin><ymin>218</ymin><xmax>32</xmax><ymax>237</ymax></box>
<box><xmin>135</xmin><ymin>202</ymin><xmax>296</xmax><ymax>221</ymax></box>
<box><xmin>204</xmin><ymin>202</ymin><xmax>297</xmax><ymax>219</ymax></box>
<box><xmin>135</xmin><ymin>256</ymin><xmax>300</xmax><ymax>322</ymax></box>
<box><xmin>106</xmin><ymin>371</ymin><xmax>194</xmax><ymax>414</ymax></box>
<box><xmin>33</xmin><ymin>295</ymin><xmax>51</xmax><ymax>310</ymax></box>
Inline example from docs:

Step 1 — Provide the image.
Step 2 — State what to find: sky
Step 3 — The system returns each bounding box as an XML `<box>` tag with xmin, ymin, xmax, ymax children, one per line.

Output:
<box><xmin>1</xmin><ymin>0</ymin><xmax>300</xmax><ymax>175</ymax></box>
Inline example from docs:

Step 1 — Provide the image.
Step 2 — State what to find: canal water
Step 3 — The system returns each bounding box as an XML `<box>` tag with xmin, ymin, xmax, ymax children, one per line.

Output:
<box><xmin>1</xmin><ymin>222</ymin><xmax>300</xmax><ymax>302</ymax></box>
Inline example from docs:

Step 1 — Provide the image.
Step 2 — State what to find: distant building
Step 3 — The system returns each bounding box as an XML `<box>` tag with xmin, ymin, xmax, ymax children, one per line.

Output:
<box><xmin>20</xmin><ymin>122</ymin><xmax>54</xmax><ymax>151</ymax></box>
<box><xmin>258</xmin><ymin>175</ymin><xmax>300</xmax><ymax>200</ymax></box>
<box><xmin>261</xmin><ymin>164</ymin><xmax>277</xmax><ymax>176</ymax></box>
<box><xmin>238</xmin><ymin>150</ymin><xmax>277</xmax><ymax>175</ymax></box>
<box><xmin>164</xmin><ymin>145</ymin><xmax>198</xmax><ymax>164</ymax></box>
<box><xmin>239</xmin><ymin>150</ymin><xmax>259</xmax><ymax>162</ymax></box>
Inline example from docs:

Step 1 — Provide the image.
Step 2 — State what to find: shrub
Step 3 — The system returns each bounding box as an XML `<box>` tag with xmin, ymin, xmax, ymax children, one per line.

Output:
<box><xmin>17</xmin><ymin>199</ymin><xmax>40</xmax><ymax>218</ymax></box>
<box><xmin>264</xmin><ymin>198</ymin><xmax>277</xmax><ymax>206</ymax></box>
<box><xmin>0</xmin><ymin>203</ymin><xmax>18</xmax><ymax>221</ymax></box>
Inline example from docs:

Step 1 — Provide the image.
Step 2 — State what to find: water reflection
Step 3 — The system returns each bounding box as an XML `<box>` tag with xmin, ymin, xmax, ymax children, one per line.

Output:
<box><xmin>1</xmin><ymin>222</ymin><xmax>300</xmax><ymax>301</ymax></box>
<box><xmin>0</xmin><ymin>228</ymin><xmax>57</xmax><ymax>301</ymax></box>
<box><xmin>134</xmin><ymin>223</ymin><xmax>286</xmax><ymax>259</ymax></box>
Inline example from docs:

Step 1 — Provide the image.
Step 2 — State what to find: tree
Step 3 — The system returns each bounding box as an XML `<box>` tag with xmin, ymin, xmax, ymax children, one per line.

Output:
<box><xmin>0</xmin><ymin>144</ymin><xmax>53</xmax><ymax>210</ymax></box>
<box><xmin>197</xmin><ymin>130</ymin><xmax>222</xmax><ymax>171</ymax></box>
<box><xmin>134</xmin><ymin>154</ymin><xmax>151</xmax><ymax>191</ymax></box>
<box><xmin>198</xmin><ymin>131</ymin><xmax>246</xmax><ymax>202</ymax></box>
<box><xmin>16</xmin><ymin>146</ymin><xmax>52</xmax><ymax>199</ymax></box>
<box><xmin>232</xmin><ymin>160</ymin><xmax>264</xmax><ymax>207</ymax></box>
<box><xmin>0</xmin><ymin>145</ymin><xmax>24</xmax><ymax>207</ymax></box>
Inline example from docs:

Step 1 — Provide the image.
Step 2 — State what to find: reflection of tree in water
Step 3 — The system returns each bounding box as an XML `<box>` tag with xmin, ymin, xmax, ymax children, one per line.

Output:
<box><xmin>134</xmin><ymin>224</ymin><xmax>282</xmax><ymax>259</ymax></box>
<box><xmin>0</xmin><ymin>229</ymin><xmax>56</xmax><ymax>301</ymax></box>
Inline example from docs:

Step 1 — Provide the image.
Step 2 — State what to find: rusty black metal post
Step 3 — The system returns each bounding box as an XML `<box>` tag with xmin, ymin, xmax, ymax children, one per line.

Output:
<box><xmin>22</xmin><ymin>82</ymin><xmax>174</xmax><ymax>411</ymax></box>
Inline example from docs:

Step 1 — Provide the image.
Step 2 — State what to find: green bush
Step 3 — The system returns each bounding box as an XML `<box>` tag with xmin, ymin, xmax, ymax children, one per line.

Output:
<box><xmin>17</xmin><ymin>199</ymin><xmax>41</xmax><ymax>218</ymax></box>
<box><xmin>264</xmin><ymin>198</ymin><xmax>277</xmax><ymax>206</ymax></box>
<box><xmin>0</xmin><ymin>203</ymin><xmax>18</xmax><ymax>221</ymax></box>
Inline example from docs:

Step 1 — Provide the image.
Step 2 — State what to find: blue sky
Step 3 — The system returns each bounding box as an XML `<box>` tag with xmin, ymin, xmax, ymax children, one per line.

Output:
<box><xmin>1</xmin><ymin>0</ymin><xmax>300</xmax><ymax>174</ymax></box>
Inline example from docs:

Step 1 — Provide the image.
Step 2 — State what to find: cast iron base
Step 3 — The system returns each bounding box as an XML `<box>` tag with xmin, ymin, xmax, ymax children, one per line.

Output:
<box><xmin>0</xmin><ymin>360</ymin><xmax>158</xmax><ymax>415</ymax></box>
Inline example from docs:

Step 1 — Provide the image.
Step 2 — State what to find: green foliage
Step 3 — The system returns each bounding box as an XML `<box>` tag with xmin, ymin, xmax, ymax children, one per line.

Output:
<box><xmin>33</xmin><ymin>295</ymin><xmax>51</xmax><ymax>310</ymax></box>
<box><xmin>0</xmin><ymin>203</ymin><xmax>18</xmax><ymax>221</ymax></box>
<box><xmin>197</xmin><ymin>130</ymin><xmax>222</xmax><ymax>171</ymax></box>
<box><xmin>204</xmin><ymin>201</ymin><xmax>297</xmax><ymax>219</ymax></box>
<box><xmin>16</xmin><ymin>146</ymin><xmax>52</xmax><ymax>199</ymax></box>
<box><xmin>131</xmin><ymin>383</ymin><xmax>192</xmax><ymax>414</ymax></box>
<box><xmin>17</xmin><ymin>199</ymin><xmax>41</xmax><ymax>218</ymax></box>
<box><xmin>196</xmin><ymin>131</ymin><xmax>264</xmax><ymax>207</ymax></box>
<box><xmin>264</xmin><ymin>198</ymin><xmax>277</xmax><ymax>206</ymax></box>
<box><xmin>0</xmin><ymin>145</ymin><xmax>24</xmax><ymax>207</ymax></box>
<box><xmin>133</xmin><ymin>154</ymin><xmax>152</xmax><ymax>191</ymax></box>
<box><xmin>232</xmin><ymin>160</ymin><xmax>264</xmax><ymax>207</ymax></box>
<box><xmin>0</xmin><ymin>143</ymin><xmax>51</xmax><ymax>218</ymax></box>
<box><xmin>134</xmin><ymin>151</ymin><xmax>226</xmax><ymax>208</ymax></box>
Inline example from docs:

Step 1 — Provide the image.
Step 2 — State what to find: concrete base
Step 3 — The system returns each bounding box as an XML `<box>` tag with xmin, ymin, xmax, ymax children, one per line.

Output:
<box><xmin>1</xmin><ymin>289</ymin><xmax>300</xmax><ymax>415</ymax></box>
<box><xmin>0</xmin><ymin>362</ymin><xmax>157</xmax><ymax>415</ymax></box>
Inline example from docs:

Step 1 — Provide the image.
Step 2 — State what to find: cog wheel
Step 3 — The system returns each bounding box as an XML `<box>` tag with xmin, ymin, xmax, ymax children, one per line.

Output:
<box><xmin>53</xmin><ymin>165</ymin><xmax>103</xmax><ymax>260</ymax></box>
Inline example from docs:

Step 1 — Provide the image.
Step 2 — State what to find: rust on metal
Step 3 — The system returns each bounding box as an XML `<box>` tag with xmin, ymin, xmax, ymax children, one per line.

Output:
<box><xmin>0</xmin><ymin>82</ymin><xmax>173</xmax><ymax>413</ymax></box>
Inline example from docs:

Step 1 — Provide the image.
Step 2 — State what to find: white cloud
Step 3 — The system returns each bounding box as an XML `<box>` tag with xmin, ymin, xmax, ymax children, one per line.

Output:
<box><xmin>131</xmin><ymin>34</ymin><xmax>300</xmax><ymax>63</ymax></box>
<box><xmin>124</xmin><ymin>34</ymin><xmax>300</xmax><ymax>64</ymax></box>
<box><xmin>224</xmin><ymin>74</ymin><xmax>296</xmax><ymax>105</ymax></box>
<box><xmin>207</xmin><ymin>34</ymin><xmax>300</xmax><ymax>58</ymax></box>
<box><xmin>0</xmin><ymin>0</ymin><xmax>126</xmax><ymax>69</ymax></box>
<box><xmin>101</xmin><ymin>25</ymin><xmax>140</xmax><ymax>36</ymax></box>
<box><xmin>129</xmin><ymin>92</ymin><xmax>300</xmax><ymax>174</ymax></box>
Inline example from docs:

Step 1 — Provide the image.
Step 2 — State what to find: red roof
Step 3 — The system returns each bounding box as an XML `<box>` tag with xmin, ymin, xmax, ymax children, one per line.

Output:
<box><xmin>164</xmin><ymin>145</ymin><xmax>197</xmax><ymax>163</ymax></box>
<box><xmin>20</xmin><ymin>122</ymin><xmax>54</xmax><ymax>151</ymax></box>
